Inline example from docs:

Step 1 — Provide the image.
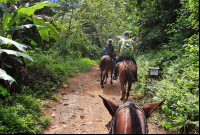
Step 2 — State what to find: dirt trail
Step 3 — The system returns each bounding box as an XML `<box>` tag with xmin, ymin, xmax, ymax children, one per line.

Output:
<box><xmin>41</xmin><ymin>65</ymin><xmax>169</xmax><ymax>134</ymax></box>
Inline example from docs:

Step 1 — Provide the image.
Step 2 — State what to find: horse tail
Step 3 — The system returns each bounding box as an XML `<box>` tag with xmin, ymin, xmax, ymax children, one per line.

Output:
<box><xmin>100</xmin><ymin>57</ymin><xmax>106</xmax><ymax>68</ymax></box>
<box><xmin>126</xmin><ymin>65</ymin><xmax>135</xmax><ymax>83</ymax></box>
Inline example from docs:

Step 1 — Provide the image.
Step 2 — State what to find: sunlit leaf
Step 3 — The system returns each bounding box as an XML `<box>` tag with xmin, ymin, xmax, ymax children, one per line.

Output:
<box><xmin>0</xmin><ymin>84</ymin><xmax>9</xmax><ymax>95</ymax></box>
<box><xmin>0</xmin><ymin>49</ymin><xmax>33</xmax><ymax>61</ymax></box>
<box><xmin>12</xmin><ymin>24</ymin><xmax>46</xmax><ymax>31</ymax></box>
<box><xmin>40</xmin><ymin>15</ymin><xmax>68</xmax><ymax>33</ymax></box>
<box><xmin>2</xmin><ymin>12</ymin><xmax>12</xmax><ymax>34</ymax></box>
<box><xmin>0</xmin><ymin>68</ymin><xmax>16</xmax><ymax>85</ymax></box>
<box><xmin>0</xmin><ymin>36</ymin><xmax>27</xmax><ymax>51</ymax></box>
<box><xmin>7</xmin><ymin>1</ymin><xmax>58</xmax><ymax>30</ymax></box>
<box><xmin>0</xmin><ymin>0</ymin><xmax>18</xmax><ymax>2</ymax></box>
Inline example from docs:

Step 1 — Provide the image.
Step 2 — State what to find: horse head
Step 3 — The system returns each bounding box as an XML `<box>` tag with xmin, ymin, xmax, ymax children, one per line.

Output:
<box><xmin>99</xmin><ymin>95</ymin><xmax>166</xmax><ymax>134</ymax></box>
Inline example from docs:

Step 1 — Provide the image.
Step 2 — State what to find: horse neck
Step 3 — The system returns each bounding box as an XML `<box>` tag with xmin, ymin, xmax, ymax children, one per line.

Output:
<box><xmin>115</xmin><ymin>107</ymin><xmax>132</xmax><ymax>134</ymax></box>
<box><xmin>114</xmin><ymin>106</ymin><xmax>146</xmax><ymax>134</ymax></box>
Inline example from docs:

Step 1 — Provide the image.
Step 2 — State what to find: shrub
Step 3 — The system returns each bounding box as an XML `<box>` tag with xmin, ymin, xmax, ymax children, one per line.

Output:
<box><xmin>132</xmin><ymin>35</ymin><xmax>199</xmax><ymax>133</ymax></box>
<box><xmin>24</xmin><ymin>50</ymin><xmax>97</xmax><ymax>99</ymax></box>
<box><xmin>0</xmin><ymin>94</ymin><xmax>51</xmax><ymax>134</ymax></box>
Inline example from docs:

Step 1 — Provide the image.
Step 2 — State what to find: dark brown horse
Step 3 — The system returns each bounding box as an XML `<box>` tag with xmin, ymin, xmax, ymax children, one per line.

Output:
<box><xmin>99</xmin><ymin>95</ymin><xmax>166</xmax><ymax>134</ymax></box>
<box><xmin>99</xmin><ymin>55</ymin><xmax>114</xmax><ymax>88</ymax></box>
<box><xmin>116</xmin><ymin>60</ymin><xmax>137</xmax><ymax>103</ymax></box>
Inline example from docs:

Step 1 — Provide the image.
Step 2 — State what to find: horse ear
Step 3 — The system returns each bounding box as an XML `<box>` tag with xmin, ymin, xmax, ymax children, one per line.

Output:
<box><xmin>99</xmin><ymin>95</ymin><xmax>119</xmax><ymax>117</ymax></box>
<box><xmin>142</xmin><ymin>99</ymin><xmax>166</xmax><ymax>118</ymax></box>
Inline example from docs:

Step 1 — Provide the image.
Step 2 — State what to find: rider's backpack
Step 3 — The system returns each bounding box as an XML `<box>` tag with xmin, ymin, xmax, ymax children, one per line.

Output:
<box><xmin>120</xmin><ymin>39</ymin><xmax>134</xmax><ymax>57</ymax></box>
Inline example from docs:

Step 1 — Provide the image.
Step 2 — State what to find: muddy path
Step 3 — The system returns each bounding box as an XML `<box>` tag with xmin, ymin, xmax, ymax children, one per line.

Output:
<box><xmin>41</xmin><ymin>65</ymin><xmax>169</xmax><ymax>134</ymax></box>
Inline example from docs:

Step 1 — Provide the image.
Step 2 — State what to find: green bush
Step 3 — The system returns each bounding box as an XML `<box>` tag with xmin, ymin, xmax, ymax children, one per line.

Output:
<box><xmin>0</xmin><ymin>94</ymin><xmax>51</xmax><ymax>134</ymax></box>
<box><xmin>132</xmin><ymin>34</ymin><xmax>199</xmax><ymax>133</ymax></box>
<box><xmin>24</xmin><ymin>50</ymin><xmax>97</xmax><ymax>99</ymax></box>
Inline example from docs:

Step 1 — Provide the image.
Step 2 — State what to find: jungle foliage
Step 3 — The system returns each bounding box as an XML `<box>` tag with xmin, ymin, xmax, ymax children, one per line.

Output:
<box><xmin>0</xmin><ymin>0</ymin><xmax>199</xmax><ymax>134</ymax></box>
<box><xmin>125</xmin><ymin>0</ymin><xmax>199</xmax><ymax>133</ymax></box>
<box><xmin>0</xmin><ymin>0</ymin><xmax>125</xmax><ymax>133</ymax></box>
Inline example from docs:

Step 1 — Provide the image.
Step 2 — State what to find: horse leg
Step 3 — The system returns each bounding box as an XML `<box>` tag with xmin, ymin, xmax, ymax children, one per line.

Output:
<box><xmin>102</xmin><ymin>71</ymin><xmax>107</xmax><ymax>87</ymax></box>
<box><xmin>104</xmin><ymin>71</ymin><xmax>108</xmax><ymax>84</ymax></box>
<box><xmin>120</xmin><ymin>81</ymin><xmax>126</xmax><ymax>103</ymax></box>
<box><xmin>120</xmin><ymin>82</ymin><xmax>124</xmax><ymax>101</ymax></box>
<box><xmin>100</xmin><ymin>69</ymin><xmax>103</xmax><ymax>86</ymax></box>
<box><xmin>110</xmin><ymin>69</ymin><xmax>113</xmax><ymax>84</ymax></box>
<box><xmin>126</xmin><ymin>81</ymin><xmax>132</xmax><ymax>101</ymax></box>
<box><xmin>123</xmin><ymin>82</ymin><xmax>127</xmax><ymax>103</ymax></box>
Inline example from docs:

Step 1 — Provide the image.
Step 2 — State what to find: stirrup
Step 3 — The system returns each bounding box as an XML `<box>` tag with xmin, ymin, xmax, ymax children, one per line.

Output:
<box><xmin>113</xmin><ymin>76</ymin><xmax>118</xmax><ymax>80</ymax></box>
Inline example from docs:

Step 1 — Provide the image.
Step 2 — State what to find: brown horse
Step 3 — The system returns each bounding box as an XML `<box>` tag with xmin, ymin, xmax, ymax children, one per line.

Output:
<box><xmin>116</xmin><ymin>60</ymin><xmax>137</xmax><ymax>103</ymax></box>
<box><xmin>99</xmin><ymin>95</ymin><xmax>166</xmax><ymax>134</ymax></box>
<box><xmin>99</xmin><ymin>55</ymin><xmax>114</xmax><ymax>88</ymax></box>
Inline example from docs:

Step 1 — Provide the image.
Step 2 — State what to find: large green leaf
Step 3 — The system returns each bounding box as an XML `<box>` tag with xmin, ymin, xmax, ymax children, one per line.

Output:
<box><xmin>0</xmin><ymin>68</ymin><xmax>16</xmax><ymax>85</ymax></box>
<box><xmin>46</xmin><ymin>22</ymin><xmax>60</xmax><ymax>40</ymax></box>
<box><xmin>7</xmin><ymin>1</ymin><xmax>58</xmax><ymax>30</ymax></box>
<box><xmin>0</xmin><ymin>36</ymin><xmax>27</xmax><ymax>51</ymax></box>
<box><xmin>0</xmin><ymin>84</ymin><xmax>9</xmax><ymax>95</ymax></box>
<box><xmin>0</xmin><ymin>49</ymin><xmax>34</xmax><ymax>61</ymax></box>
<box><xmin>33</xmin><ymin>16</ymin><xmax>60</xmax><ymax>41</ymax></box>
<box><xmin>2</xmin><ymin>12</ymin><xmax>12</xmax><ymax>34</ymax></box>
<box><xmin>12</xmin><ymin>24</ymin><xmax>46</xmax><ymax>31</ymax></box>
<box><xmin>41</xmin><ymin>15</ymin><xmax>68</xmax><ymax>33</ymax></box>
<box><xmin>38</xmin><ymin>28</ymin><xmax>49</xmax><ymax>41</ymax></box>
<box><xmin>0</xmin><ymin>0</ymin><xmax>18</xmax><ymax>2</ymax></box>
<box><xmin>22</xmin><ymin>30</ymin><xmax>43</xmax><ymax>46</ymax></box>
<box><xmin>33</xmin><ymin>17</ymin><xmax>50</xmax><ymax>41</ymax></box>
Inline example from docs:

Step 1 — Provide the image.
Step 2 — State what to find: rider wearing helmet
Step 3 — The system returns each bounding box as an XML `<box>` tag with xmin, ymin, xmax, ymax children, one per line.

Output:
<box><xmin>113</xmin><ymin>32</ymin><xmax>138</xmax><ymax>81</ymax></box>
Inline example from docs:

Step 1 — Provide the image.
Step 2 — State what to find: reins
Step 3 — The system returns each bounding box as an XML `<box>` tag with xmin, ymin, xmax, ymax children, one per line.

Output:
<box><xmin>107</xmin><ymin>102</ymin><xmax>149</xmax><ymax>134</ymax></box>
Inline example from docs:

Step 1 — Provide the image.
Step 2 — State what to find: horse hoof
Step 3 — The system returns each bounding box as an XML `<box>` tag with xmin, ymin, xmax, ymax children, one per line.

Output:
<box><xmin>110</xmin><ymin>82</ymin><xmax>113</xmax><ymax>84</ymax></box>
<box><xmin>102</xmin><ymin>86</ymin><xmax>104</xmax><ymax>88</ymax></box>
<box><xmin>104</xmin><ymin>82</ymin><xmax>107</xmax><ymax>84</ymax></box>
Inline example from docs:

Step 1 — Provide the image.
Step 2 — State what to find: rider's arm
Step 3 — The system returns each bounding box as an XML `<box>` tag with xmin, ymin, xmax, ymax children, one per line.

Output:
<box><xmin>131</xmin><ymin>40</ymin><xmax>135</xmax><ymax>48</ymax></box>
<box><xmin>118</xmin><ymin>40</ymin><xmax>122</xmax><ymax>54</ymax></box>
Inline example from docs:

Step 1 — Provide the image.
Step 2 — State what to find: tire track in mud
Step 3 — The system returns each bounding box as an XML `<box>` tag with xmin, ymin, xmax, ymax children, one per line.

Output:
<box><xmin>41</xmin><ymin>65</ymin><xmax>170</xmax><ymax>134</ymax></box>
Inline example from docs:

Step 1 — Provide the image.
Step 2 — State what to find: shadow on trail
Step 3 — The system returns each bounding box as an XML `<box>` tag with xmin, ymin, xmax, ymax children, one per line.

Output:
<box><xmin>101</xmin><ymin>82</ymin><xmax>121</xmax><ymax>96</ymax></box>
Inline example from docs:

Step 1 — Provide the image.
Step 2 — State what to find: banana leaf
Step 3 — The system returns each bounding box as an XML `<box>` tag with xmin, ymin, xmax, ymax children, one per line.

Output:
<box><xmin>7</xmin><ymin>1</ymin><xmax>58</xmax><ymax>30</ymax></box>
<box><xmin>40</xmin><ymin>15</ymin><xmax>68</xmax><ymax>33</ymax></box>
<box><xmin>0</xmin><ymin>84</ymin><xmax>9</xmax><ymax>95</ymax></box>
<box><xmin>12</xmin><ymin>24</ymin><xmax>46</xmax><ymax>31</ymax></box>
<box><xmin>0</xmin><ymin>36</ymin><xmax>28</xmax><ymax>51</ymax></box>
<box><xmin>0</xmin><ymin>68</ymin><xmax>16</xmax><ymax>85</ymax></box>
<box><xmin>0</xmin><ymin>49</ymin><xmax>33</xmax><ymax>61</ymax></box>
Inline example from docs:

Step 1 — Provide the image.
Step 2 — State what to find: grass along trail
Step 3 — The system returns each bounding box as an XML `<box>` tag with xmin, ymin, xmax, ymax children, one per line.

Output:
<box><xmin>41</xmin><ymin>65</ymin><xmax>171</xmax><ymax>134</ymax></box>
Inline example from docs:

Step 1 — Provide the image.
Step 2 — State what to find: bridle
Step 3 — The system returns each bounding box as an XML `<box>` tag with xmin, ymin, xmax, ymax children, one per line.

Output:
<box><xmin>106</xmin><ymin>101</ymin><xmax>149</xmax><ymax>134</ymax></box>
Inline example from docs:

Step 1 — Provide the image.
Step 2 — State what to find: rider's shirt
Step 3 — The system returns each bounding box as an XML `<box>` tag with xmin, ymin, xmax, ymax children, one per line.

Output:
<box><xmin>105</xmin><ymin>45</ymin><xmax>114</xmax><ymax>56</ymax></box>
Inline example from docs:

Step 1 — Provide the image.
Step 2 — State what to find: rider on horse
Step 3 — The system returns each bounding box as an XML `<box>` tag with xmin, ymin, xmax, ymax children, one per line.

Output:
<box><xmin>113</xmin><ymin>31</ymin><xmax>138</xmax><ymax>81</ymax></box>
<box><xmin>103</xmin><ymin>39</ymin><xmax>116</xmax><ymax>61</ymax></box>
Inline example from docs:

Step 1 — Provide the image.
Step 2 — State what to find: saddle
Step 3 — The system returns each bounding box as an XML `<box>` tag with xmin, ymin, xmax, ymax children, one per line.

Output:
<box><xmin>102</xmin><ymin>55</ymin><xmax>115</xmax><ymax>62</ymax></box>
<box><xmin>116</xmin><ymin>59</ymin><xmax>134</xmax><ymax>68</ymax></box>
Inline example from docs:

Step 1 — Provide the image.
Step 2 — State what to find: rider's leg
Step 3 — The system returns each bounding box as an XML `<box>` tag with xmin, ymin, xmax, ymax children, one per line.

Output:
<box><xmin>113</xmin><ymin>56</ymin><xmax>124</xmax><ymax>80</ymax></box>
<box><xmin>110</xmin><ymin>54</ymin><xmax>116</xmax><ymax>62</ymax></box>
<box><xmin>131</xmin><ymin>56</ymin><xmax>138</xmax><ymax>81</ymax></box>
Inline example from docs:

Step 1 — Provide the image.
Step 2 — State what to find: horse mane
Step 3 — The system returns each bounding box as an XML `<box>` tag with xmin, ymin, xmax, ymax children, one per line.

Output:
<box><xmin>129</xmin><ymin>102</ymin><xmax>142</xmax><ymax>134</ymax></box>
<box><xmin>100</xmin><ymin>57</ymin><xmax>106</xmax><ymax>68</ymax></box>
